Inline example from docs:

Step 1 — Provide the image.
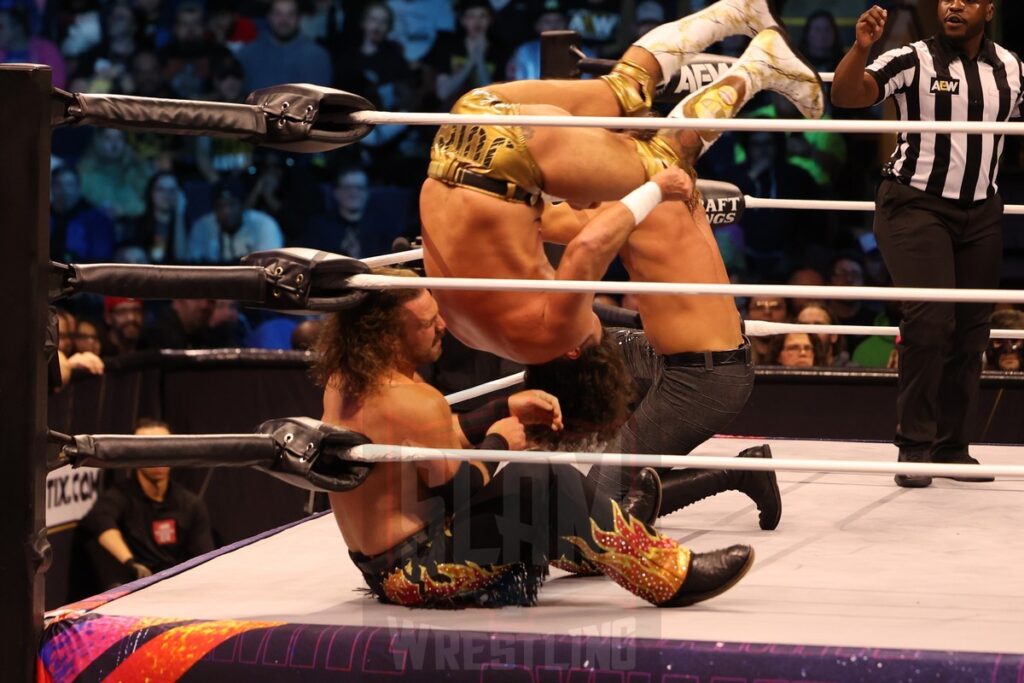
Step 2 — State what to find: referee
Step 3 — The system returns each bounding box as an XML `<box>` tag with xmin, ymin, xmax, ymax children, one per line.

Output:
<box><xmin>832</xmin><ymin>1</ymin><xmax>1023</xmax><ymax>487</ymax></box>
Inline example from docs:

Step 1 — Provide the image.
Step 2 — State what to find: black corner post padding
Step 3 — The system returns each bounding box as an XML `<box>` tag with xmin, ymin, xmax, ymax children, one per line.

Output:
<box><xmin>242</xmin><ymin>247</ymin><xmax>372</xmax><ymax>313</ymax></box>
<box><xmin>246</xmin><ymin>84</ymin><xmax>376</xmax><ymax>152</ymax></box>
<box><xmin>255</xmin><ymin>417</ymin><xmax>373</xmax><ymax>492</ymax></box>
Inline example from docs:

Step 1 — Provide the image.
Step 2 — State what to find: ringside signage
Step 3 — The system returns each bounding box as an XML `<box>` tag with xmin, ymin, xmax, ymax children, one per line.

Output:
<box><xmin>46</xmin><ymin>465</ymin><xmax>101</xmax><ymax>528</ymax></box>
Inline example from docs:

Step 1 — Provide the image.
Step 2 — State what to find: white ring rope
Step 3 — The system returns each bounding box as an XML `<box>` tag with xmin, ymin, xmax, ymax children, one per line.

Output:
<box><xmin>349</xmin><ymin>444</ymin><xmax>1024</xmax><ymax>479</ymax></box>
<box><xmin>744</xmin><ymin>195</ymin><xmax>1024</xmax><ymax>215</ymax></box>
<box><xmin>348</xmin><ymin>111</ymin><xmax>1024</xmax><ymax>136</ymax></box>
<box><xmin>744</xmin><ymin>320</ymin><xmax>1024</xmax><ymax>339</ymax></box>
<box><xmin>360</xmin><ymin>248</ymin><xmax>423</xmax><ymax>267</ymax></box>
<box><xmin>445</xmin><ymin>373</ymin><xmax>526</xmax><ymax>405</ymax></box>
<box><xmin>349</xmin><ymin>274</ymin><xmax>1024</xmax><ymax>305</ymax></box>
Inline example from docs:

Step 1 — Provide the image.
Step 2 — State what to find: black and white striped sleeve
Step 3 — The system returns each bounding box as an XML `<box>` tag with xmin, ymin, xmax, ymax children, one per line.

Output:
<box><xmin>866</xmin><ymin>45</ymin><xmax>918</xmax><ymax>104</ymax></box>
<box><xmin>1013</xmin><ymin>53</ymin><xmax>1024</xmax><ymax>121</ymax></box>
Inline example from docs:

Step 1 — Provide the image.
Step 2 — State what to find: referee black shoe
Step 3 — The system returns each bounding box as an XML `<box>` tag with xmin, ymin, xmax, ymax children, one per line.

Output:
<box><xmin>895</xmin><ymin>451</ymin><xmax>933</xmax><ymax>488</ymax></box>
<box><xmin>932</xmin><ymin>453</ymin><xmax>995</xmax><ymax>483</ymax></box>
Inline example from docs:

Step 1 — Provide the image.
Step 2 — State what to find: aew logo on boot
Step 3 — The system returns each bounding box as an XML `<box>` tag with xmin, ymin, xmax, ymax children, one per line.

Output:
<box><xmin>930</xmin><ymin>77</ymin><xmax>961</xmax><ymax>95</ymax></box>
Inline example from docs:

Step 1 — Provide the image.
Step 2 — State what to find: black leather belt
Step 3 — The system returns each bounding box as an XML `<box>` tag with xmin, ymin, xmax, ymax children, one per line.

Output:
<box><xmin>457</xmin><ymin>169</ymin><xmax>538</xmax><ymax>204</ymax></box>
<box><xmin>664</xmin><ymin>341</ymin><xmax>752</xmax><ymax>369</ymax></box>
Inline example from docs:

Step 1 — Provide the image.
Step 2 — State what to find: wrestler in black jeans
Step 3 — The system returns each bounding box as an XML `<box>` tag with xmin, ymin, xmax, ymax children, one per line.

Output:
<box><xmin>584</xmin><ymin>329</ymin><xmax>781</xmax><ymax>530</ymax></box>
<box><xmin>873</xmin><ymin>178</ymin><xmax>1003</xmax><ymax>487</ymax></box>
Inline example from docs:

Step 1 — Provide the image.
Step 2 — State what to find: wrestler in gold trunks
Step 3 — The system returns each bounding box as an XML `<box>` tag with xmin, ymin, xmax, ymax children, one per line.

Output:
<box><xmin>420</xmin><ymin>0</ymin><xmax>824</xmax><ymax>364</ymax></box>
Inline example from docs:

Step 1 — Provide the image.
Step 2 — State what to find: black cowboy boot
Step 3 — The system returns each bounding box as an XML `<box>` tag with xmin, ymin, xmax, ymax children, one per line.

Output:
<box><xmin>661</xmin><ymin>544</ymin><xmax>755</xmax><ymax>607</ymax></box>
<box><xmin>622</xmin><ymin>467</ymin><xmax>663</xmax><ymax>527</ymax></box>
<box><xmin>564</xmin><ymin>500</ymin><xmax>755</xmax><ymax>607</ymax></box>
<box><xmin>658</xmin><ymin>444</ymin><xmax>782</xmax><ymax>530</ymax></box>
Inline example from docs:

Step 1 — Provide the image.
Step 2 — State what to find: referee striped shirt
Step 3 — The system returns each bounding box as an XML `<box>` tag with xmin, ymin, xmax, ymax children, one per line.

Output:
<box><xmin>867</xmin><ymin>35</ymin><xmax>1024</xmax><ymax>204</ymax></box>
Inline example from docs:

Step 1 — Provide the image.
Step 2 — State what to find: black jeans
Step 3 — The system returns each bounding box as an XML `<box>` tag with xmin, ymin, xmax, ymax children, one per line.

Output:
<box><xmin>588</xmin><ymin>329</ymin><xmax>755</xmax><ymax>499</ymax></box>
<box><xmin>873</xmin><ymin>179</ymin><xmax>1003</xmax><ymax>458</ymax></box>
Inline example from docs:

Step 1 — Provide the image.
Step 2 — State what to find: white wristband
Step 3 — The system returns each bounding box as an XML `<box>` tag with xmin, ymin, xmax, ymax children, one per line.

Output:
<box><xmin>619</xmin><ymin>181</ymin><xmax>663</xmax><ymax>225</ymax></box>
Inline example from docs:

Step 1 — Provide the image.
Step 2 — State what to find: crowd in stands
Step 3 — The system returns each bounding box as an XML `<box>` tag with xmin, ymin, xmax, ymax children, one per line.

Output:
<box><xmin>20</xmin><ymin>0</ymin><xmax>1020</xmax><ymax>369</ymax></box>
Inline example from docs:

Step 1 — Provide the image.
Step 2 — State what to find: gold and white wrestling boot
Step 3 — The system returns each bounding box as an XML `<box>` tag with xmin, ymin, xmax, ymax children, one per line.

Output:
<box><xmin>634</xmin><ymin>0</ymin><xmax>781</xmax><ymax>90</ymax></box>
<box><xmin>670</xmin><ymin>27</ymin><xmax>825</xmax><ymax>156</ymax></box>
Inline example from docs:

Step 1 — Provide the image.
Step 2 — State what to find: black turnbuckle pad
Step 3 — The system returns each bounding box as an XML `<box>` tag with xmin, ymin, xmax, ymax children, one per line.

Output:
<box><xmin>257</xmin><ymin>417</ymin><xmax>373</xmax><ymax>492</ymax></box>
<box><xmin>247</xmin><ymin>84</ymin><xmax>375</xmax><ymax>153</ymax></box>
<box><xmin>242</xmin><ymin>248</ymin><xmax>372</xmax><ymax>313</ymax></box>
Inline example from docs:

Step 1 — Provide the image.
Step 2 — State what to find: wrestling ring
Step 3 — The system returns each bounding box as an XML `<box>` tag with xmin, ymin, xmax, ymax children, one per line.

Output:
<box><xmin>3</xmin><ymin>36</ymin><xmax>1023</xmax><ymax>682</ymax></box>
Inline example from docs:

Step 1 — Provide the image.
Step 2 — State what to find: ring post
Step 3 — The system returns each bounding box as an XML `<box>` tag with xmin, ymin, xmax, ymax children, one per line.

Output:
<box><xmin>0</xmin><ymin>64</ymin><xmax>52</xmax><ymax>682</ymax></box>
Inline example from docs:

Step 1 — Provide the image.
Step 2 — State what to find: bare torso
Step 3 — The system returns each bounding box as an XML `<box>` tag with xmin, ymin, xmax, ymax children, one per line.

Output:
<box><xmin>323</xmin><ymin>378</ymin><xmax>461</xmax><ymax>556</ymax></box>
<box><xmin>420</xmin><ymin>179</ymin><xmax>593</xmax><ymax>363</ymax></box>
<box><xmin>548</xmin><ymin>198</ymin><xmax>741</xmax><ymax>355</ymax></box>
<box><xmin>621</xmin><ymin>201</ymin><xmax>742</xmax><ymax>354</ymax></box>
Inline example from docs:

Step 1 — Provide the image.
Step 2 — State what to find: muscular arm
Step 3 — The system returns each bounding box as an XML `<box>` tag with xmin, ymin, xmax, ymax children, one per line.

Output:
<box><xmin>97</xmin><ymin>528</ymin><xmax>134</xmax><ymax>564</ymax></box>
<box><xmin>831</xmin><ymin>5</ymin><xmax>886</xmax><ymax>108</ymax></box>
<box><xmin>540</xmin><ymin>202</ymin><xmax>592</xmax><ymax>245</ymax></box>
<box><xmin>831</xmin><ymin>43</ymin><xmax>880</xmax><ymax>108</ymax></box>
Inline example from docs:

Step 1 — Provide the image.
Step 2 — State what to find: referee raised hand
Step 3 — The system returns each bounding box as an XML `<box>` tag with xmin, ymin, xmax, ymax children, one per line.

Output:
<box><xmin>831</xmin><ymin>0</ymin><xmax>1022</xmax><ymax>487</ymax></box>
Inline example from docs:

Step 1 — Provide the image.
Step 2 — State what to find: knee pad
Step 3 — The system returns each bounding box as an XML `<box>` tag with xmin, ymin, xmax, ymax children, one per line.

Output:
<box><xmin>600</xmin><ymin>60</ymin><xmax>655</xmax><ymax>116</ymax></box>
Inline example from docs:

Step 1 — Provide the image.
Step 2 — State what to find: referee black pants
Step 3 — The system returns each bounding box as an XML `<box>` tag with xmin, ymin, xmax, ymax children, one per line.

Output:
<box><xmin>873</xmin><ymin>179</ymin><xmax>1003</xmax><ymax>458</ymax></box>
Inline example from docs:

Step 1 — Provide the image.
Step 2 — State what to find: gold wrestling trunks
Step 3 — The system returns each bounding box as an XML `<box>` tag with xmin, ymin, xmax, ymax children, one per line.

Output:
<box><xmin>428</xmin><ymin>88</ymin><xmax>687</xmax><ymax>205</ymax></box>
<box><xmin>428</xmin><ymin>89</ymin><xmax>544</xmax><ymax>205</ymax></box>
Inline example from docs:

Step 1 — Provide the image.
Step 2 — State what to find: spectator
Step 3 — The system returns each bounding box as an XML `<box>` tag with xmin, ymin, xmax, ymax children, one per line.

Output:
<box><xmin>55</xmin><ymin>0</ymin><xmax>103</xmax><ymax>60</ymax></box>
<box><xmin>745</xmin><ymin>295</ymin><xmax>788</xmax><ymax>364</ymax></box>
<box><xmin>506</xmin><ymin>0</ymin><xmax>568</xmax><ymax>81</ymax></box>
<box><xmin>0</xmin><ymin>6</ymin><xmax>67</xmax><ymax>88</ymax></box>
<box><xmin>237</xmin><ymin>0</ymin><xmax>332</xmax><ymax>92</ymax></box>
<box><xmin>827</xmin><ymin>252</ymin><xmax>879</xmax><ymax>350</ymax></box>
<box><xmin>195</xmin><ymin>55</ymin><xmax>253</xmax><ymax>183</ymax></box>
<box><xmin>299</xmin><ymin>0</ymin><xmax>343</xmax><ymax>46</ymax></box>
<box><xmin>123</xmin><ymin>171</ymin><xmax>188</xmax><ymax>264</ymax></box>
<box><xmin>76</xmin><ymin>128</ymin><xmax>153</xmax><ymax>221</ymax></box>
<box><xmin>798</xmin><ymin>10</ymin><xmax>845</xmax><ymax>73</ymax></box>
<box><xmin>485</xmin><ymin>0</ymin><xmax>535</xmax><ymax>50</ymax></box>
<box><xmin>852</xmin><ymin>300</ymin><xmax>903</xmax><ymax>369</ymax></box>
<box><xmin>301</xmin><ymin>166</ymin><xmax>400</xmax><ymax>258</ymax></box>
<box><xmin>796</xmin><ymin>302</ymin><xmax>852</xmax><ymax>367</ymax></box>
<box><xmin>770</xmin><ymin>332</ymin><xmax>826</xmax><ymax>368</ymax></box>
<box><xmin>746</xmin><ymin>295</ymin><xmax>788</xmax><ymax>323</ymax></box>
<box><xmin>244</xmin><ymin>150</ymin><xmax>322</xmax><ymax>240</ymax></box>
<box><xmin>206</xmin><ymin>0</ymin><xmax>259</xmax><ymax>52</ymax></box>
<box><xmin>291</xmin><ymin>319</ymin><xmax>323</xmax><ymax>351</ymax></box>
<box><xmin>102</xmin><ymin>297</ymin><xmax>147</xmax><ymax>357</ymax></box>
<box><xmin>144</xmin><ymin>299</ymin><xmax>240</xmax><ymax>349</ymax></box>
<box><xmin>125</xmin><ymin>49</ymin><xmax>171</xmax><ymax>98</ymax></box>
<box><xmin>786</xmin><ymin>267</ymin><xmax>826</xmax><ymax>317</ymax></box>
<box><xmin>75</xmin><ymin>0</ymin><xmax>144</xmax><ymax>94</ymax></box>
<box><xmin>387</xmin><ymin>0</ymin><xmax>455</xmax><ymax>65</ymax></box>
<box><xmin>80</xmin><ymin>419</ymin><xmax>215</xmax><ymax>589</ymax></box>
<box><xmin>159</xmin><ymin>2</ymin><xmax>231</xmax><ymax>100</ymax></box>
<box><xmin>721</xmin><ymin>131</ymin><xmax>820</xmax><ymax>277</ymax></box>
<box><xmin>74</xmin><ymin>319</ymin><xmax>104</xmax><ymax>356</ymax></box>
<box><xmin>427</xmin><ymin>0</ymin><xmax>510</xmax><ymax>109</ymax></box>
<box><xmin>186</xmin><ymin>181</ymin><xmax>284</xmax><ymax>263</ymax></box>
<box><xmin>332</xmin><ymin>2</ymin><xmax>413</xmax><ymax>110</ymax></box>
<box><xmin>57</xmin><ymin>349</ymin><xmax>105</xmax><ymax>387</ymax></box>
<box><xmin>208</xmin><ymin>300</ymin><xmax>249</xmax><ymax>346</ymax></box>
<box><xmin>56</xmin><ymin>309</ymin><xmax>77</xmax><ymax>356</ymax></box>
<box><xmin>135</xmin><ymin>0</ymin><xmax>172</xmax><ymax>50</ymax></box>
<box><xmin>986</xmin><ymin>310</ymin><xmax>1024</xmax><ymax>372</ymax></box>
<box><xmin>50</xmin><ymin>166</ymin><xmax>117</xmax><ymax>263</ymax></box>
